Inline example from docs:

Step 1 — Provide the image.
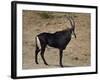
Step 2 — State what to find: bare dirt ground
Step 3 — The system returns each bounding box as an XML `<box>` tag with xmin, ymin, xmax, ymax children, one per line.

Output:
<box><xmin>22</xmin><ymin>10</ymin><xmax>91</xmax><ymax>69</ymax></box>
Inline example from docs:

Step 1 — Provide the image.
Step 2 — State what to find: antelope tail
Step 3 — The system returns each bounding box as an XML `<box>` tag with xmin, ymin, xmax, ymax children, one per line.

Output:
<box><xmin>35</xmin><ymin>36</ymin><xmax>41</xmax><ymax>49</ymax></box>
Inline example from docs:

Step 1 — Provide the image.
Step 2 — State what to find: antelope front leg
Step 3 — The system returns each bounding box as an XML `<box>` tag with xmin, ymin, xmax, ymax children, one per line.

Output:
<box><xmin>59</xmin><ymin>50</ymin><xmax>63</xmax><ymax>67</ymax></box>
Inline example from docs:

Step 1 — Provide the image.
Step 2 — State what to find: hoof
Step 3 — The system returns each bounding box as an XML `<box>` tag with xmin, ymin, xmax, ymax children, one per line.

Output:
<box><xmin>44</xmin><ymin>63</ymin><xmax>48</xmax><ymax>66</ymax></box>
<box><xmin>35</xmin><ymin>62</ymin><xmax>39</xmax><ymax>64</ymax></box>
<box><xmin>60</xmin><ymin>65</ymin><xmax>64</xmax><ymax>67</ymax></box>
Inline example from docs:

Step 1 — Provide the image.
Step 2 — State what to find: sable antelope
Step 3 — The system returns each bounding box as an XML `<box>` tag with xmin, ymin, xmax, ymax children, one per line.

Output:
<box><xmin>35</xmin><ymin>17</ymin><xmax>76</xmax><ymax>67</ymax></box>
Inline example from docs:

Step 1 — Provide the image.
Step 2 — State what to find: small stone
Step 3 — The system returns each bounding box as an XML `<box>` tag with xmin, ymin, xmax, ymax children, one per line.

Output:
<box><xmin>74</xmin><ymin>57</ymin><xmax>79</xmax><ymax>60</ymax></box>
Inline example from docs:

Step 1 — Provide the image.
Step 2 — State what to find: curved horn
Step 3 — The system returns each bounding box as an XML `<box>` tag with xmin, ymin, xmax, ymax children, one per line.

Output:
<box><xmin>67</xmin><ymin>16</ymin><xmax>73</xmax><ymax>27</ymax></box>
<box><xmin>70</xmin><ymin>16</ymin><xmax>75</xmax><ymax>30</ymax></box>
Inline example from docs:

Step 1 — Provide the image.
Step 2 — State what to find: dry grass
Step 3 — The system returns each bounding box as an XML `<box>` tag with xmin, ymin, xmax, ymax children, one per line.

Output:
<box><xmin>22</xmin><ymin>10</ymin><xmax>91</xmax><ymax>69</ymax></box>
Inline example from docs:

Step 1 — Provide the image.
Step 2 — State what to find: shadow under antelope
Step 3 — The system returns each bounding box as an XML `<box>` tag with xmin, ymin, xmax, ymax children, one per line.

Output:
<box><xmin>35</xmin><ymin>17</ymin><xmax>76</xmax><ymax>67</ymax></box>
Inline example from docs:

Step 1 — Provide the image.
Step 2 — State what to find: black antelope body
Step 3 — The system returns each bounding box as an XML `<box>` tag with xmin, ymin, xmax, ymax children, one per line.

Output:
<box><xmin>35</xmin><ymin>17</ymin><xmax>76</xmax><ymax>67</ymax></box>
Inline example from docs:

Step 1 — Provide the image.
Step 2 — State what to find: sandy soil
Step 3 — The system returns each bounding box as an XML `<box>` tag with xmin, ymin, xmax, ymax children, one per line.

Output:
<box><xmin>22</xmin><ymin>10</ymin><xmax>91</xmax><ymax>69</ymax></box>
